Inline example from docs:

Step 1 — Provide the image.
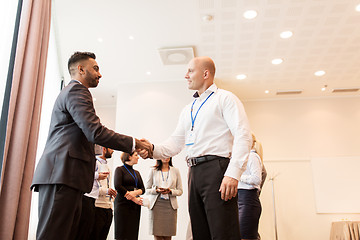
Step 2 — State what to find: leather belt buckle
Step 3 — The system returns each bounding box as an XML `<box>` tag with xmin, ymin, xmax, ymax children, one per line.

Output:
<box><xmin>187</xmin><ymin>157</ymin><xmax>197</xmax><ymax>167</ymax></box>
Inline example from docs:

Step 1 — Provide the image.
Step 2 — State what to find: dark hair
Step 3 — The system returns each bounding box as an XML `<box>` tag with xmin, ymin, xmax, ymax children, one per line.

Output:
<box><xmin>154</xmin><ymin>157</ymin><xmax>173</xmax><ymax>171</ymax></box>
<box><xmin>67</xmin><ymin>51</ymin><xmax>96</xmax><ymax>74</ymax></box>
<box><xmin>121</xmin><ymin>152</ymin><xmax>137</xmax><ymax>164</ymax></box>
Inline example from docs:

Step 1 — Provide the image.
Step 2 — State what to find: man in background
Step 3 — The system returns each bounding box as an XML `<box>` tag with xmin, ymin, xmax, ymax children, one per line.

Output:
<box><xmin>90</xmin><ymin>146</ymin><xmax>117</xmax><ymax>240</ymax></box>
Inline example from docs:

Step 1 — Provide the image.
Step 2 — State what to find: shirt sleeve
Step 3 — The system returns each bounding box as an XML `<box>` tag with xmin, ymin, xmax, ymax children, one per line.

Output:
<box><xmin>169</xmin><ymin>168</ymin><xmax>183</xmax><ymax>196</ymax></box>
<box><xmin>240</xmin><ymin>152</ymin><xmax>262</xmax><ymax>186</ymax></box>
<box><xmin>153</xmin><ymin>107</ymin><xmax>187</xmax><ymax>159</ymax></box>
<box><xmin>145</xmin><ymin>168</ymin><xmax>157</xmax><ymax>195</ymax></box>
<box><xmin>114</xmin><ymin>167</ymin><xmax>128</xmax><ymax>196</ymax></box>
<box><xmin>221</xmin><ymin>92</ymin><xmax>252</xmax><ymax>181</ymax></box>
<box><xmin>137</xmin><ymin>171</ymin><xmax>145</xmax><ymax>195</ymax></box>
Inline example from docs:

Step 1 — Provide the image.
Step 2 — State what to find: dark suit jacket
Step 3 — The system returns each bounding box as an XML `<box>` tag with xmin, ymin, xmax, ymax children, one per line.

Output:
<box><xmin>31</xmin><ymin>80</ymin><xmax>133</xmax><ymax>193</ymax></box>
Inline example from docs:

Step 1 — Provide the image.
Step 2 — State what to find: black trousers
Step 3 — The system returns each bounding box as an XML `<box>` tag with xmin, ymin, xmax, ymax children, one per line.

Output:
<box><xmin>90</xmin><ymin>207</ymin><xmax>113</xmax><ymax>240</ymax></box>
<box><xmin>76</xmin><ymin>195</ymin><xmax>96</xmax><ymax>240</ymax></box>
<box><xmin>237</xmin><ymin>189</ymin><xmax>262</xmax><ymax>239</ymax></box>
<box><xmin>188</xmin><ymin>158</ymin><xmax>240</xmax><ymax>240</ymax></box>
<box><xmin>36</xmin><ymin>184</ymin><xmax>83</xmax><ymax>240</ymax></box>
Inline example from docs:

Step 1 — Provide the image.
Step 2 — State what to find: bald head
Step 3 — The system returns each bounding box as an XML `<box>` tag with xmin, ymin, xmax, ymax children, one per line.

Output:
<box><xmin>193</xmin><ymin>56</ymin><xmax>216</xmax><ymax>78</ymax></box>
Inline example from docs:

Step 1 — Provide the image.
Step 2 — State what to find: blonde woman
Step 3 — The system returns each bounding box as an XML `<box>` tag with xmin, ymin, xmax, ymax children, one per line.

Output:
<box><xmin>237</xmin><ymin>134</ymin><xmax>266</xmax><ymax>240</ymax></box>
<box><xmin>146</xmin><ymin>157</ymin><xmax>183</xmax><ymax>240</ymax></box>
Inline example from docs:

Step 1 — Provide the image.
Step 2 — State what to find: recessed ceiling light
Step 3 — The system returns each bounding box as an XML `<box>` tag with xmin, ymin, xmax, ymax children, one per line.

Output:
<box><xmin>236</xmin><ymin>74</ymin><xmax>247</xmax><ymax>80</ymax></box>
<box><xmin>146</xmin><ymin>71</ymin><xmax>151</xmax><ymax>75</ymax></box>
<box><xmin>202</xmin><ymin>15</ymin><xmax>214</xmax><ymax>22</ymax></box>
<box><xmin>356</xmin><ymin>4</ymin><xmax>360</xmax><ymax>12</ymax></box>
<box><xmin>315</xmin><ymin>70</ymin><xmax>325</xmax><ymax>76</ymax></box>
<box><xmin>97</xmin><ymin>38</ymin><xmax>103</xmax><ymax>43</ymax></box>
<box><xmin>265</xmin><ymin>90</ymin><xmax>269</xmax><ymax>94</ymax></box>
<box><xmin>271</xmin><ymin>58</ymin><xmax>283</xmax><ymax>65</ymax></box>
<box><xmin>243</xmin><ymin>10</ymin><xmax>257</xmax><ymax>19</ymax></box>
<box><xmin>280</xmin><ymin>31</ymin><xmax>293</xmax><ymax>39</ymax></box>
<box><xmin>321</xmin><ymin>87</ymin><xmax>326</xmax><ymax>91</ymax></box>
<box><xmin>129</xmin><ymin>35</ymin><xmax>135</xmax><ymax>40</ymax></box>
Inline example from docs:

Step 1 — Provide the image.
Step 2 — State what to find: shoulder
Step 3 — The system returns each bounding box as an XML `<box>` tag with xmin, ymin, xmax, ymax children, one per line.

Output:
<box><xmin>249</xmin><ymin>151</ymin><xmax>261</xmax><ymax>163</ymax></box>
<box><xmin>171</xmin><ymin>167</ymin><xmax>180</xmax><ymax>174</ymax></box>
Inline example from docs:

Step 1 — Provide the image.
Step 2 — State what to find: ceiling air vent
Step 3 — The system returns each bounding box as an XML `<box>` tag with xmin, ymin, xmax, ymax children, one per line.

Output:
<box><xmin>332</xmin><ymin>88</ymin><xmax>359</xmax><ymax>93</ymax></box>
<box><xmin>158</xmin><ymin>47</ymin><xmax>194</xmax><ymax>65</ymax></box>
<box><xmin>276</xmin><ymin>89</ymin><xmax>302</xmax><ymax>95</ymax></box>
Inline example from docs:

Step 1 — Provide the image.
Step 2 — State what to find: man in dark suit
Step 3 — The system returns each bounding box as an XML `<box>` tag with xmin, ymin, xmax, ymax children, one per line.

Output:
<box><xmin>31</xmin><ymin>52</ymin><xmax>152</xmax><ymax>240</ymax></box>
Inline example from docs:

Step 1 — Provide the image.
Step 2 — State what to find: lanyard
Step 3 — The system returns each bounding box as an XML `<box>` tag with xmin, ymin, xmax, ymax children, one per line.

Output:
<box><xmin>161</xmin><ymin>168</ymin><xmax>170</xmax><ymax>182</ymax></box>
<box><xmin>191</xmin><ymin>92</ymin><xmax>214</xmax><ymax>131</ymax></box>
<box><xmin>123</xmin><ymin>164</ymin><xmax>138</xmax><ymax>189</ymax></box>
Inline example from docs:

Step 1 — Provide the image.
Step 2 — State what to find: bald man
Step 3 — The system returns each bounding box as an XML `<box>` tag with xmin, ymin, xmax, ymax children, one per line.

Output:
<box><xmin>140</xmin><ymin>57</ymin><xmax>252</xmax><ymax>239</ymax></box>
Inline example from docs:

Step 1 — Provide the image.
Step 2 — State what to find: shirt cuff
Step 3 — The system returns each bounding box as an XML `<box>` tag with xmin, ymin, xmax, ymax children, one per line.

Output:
<box><xmin>224</xmin><ymin>161</ymin><xmax>242</xmax><ymax>181</ymax></box>
<box><xmin>131</xmin><ymin>137</ymin><xmax>135</xmax><ymax>153</ymax></box>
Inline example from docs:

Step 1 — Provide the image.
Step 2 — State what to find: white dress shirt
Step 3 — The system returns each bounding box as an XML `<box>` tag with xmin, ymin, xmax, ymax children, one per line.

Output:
<box><xmin>153</xmin><ymin>84</ymin><xmax>252</xmax><ymax>181</ymax></box>
<box><xmin>237</xmin><ymin>150</ymin><xmax>262</xmax><ymax>190</ymax></box>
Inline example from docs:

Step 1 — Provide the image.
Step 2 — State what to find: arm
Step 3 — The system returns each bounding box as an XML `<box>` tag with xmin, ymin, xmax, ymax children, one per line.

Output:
<box><xmin>114</xmin><ymin>167</ymin><xmax>128</xmax><ymax>196</ymax></box>
<box><xmin>240</xmin><ymin>152</ymin><xmax>262</xmax><ymax>186</ymax></box>
<box><xmin>219</xmin><ymin>92</ymin><xmax>252</xmax><ymax>201</ymax></box>
<box><xmin>145</xmin><ymin>168</ymin><xmax>158</xmax><ymax>195</ymax></box>
<box><xmin>66</xmin><ymin>84</ymin><xmax>133</xmax><ymax>153</ymax></box>
<box><xmin>152</xmin><ymin>108</ymin><xmax>187</xmax><ymax>159</ymax></box>
<box><xmin>125</xmin><ymin>170</ymin><xmax>145</xmax><ymax>200</ymax></box>
<box><xmin>169</xmin><ymin>168</ymin><xmax>183</xmax><ymax>196</ymax></box>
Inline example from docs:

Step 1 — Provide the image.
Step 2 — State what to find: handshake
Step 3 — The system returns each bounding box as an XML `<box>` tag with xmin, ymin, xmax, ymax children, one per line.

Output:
<box><xmin>134</xmin><ymin>138</ymin><xmax>153</xmax><ymax>159</ymax></box>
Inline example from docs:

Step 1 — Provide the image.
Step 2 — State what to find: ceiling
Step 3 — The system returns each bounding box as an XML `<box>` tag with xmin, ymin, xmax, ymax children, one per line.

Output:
<box><xmin>53</xmin><ymin>0</ymin><xmax>360</xmax><ymax>106</ymax></box>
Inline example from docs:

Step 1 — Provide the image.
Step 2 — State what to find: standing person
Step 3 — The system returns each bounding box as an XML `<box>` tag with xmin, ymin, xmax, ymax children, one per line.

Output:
<box><xmin>145</xmin><ymin>157</ymin><xmax>183</xmax><ymax>240</ymax></box>
<box><xmin>90</xmin><ymin>147</ymin><xmax>117</xmax><ymax>240</ymax></box>
<box><xmin>114</xmin><ymin>152</ymin><xmax>145</xmax><ymax>240</ymax></box>
<box><xmin>76</xmin><ymin>153</ymin><xmax>109</xmax><ymax>240</ymax></box>
<box><xmin>237</xmin><ymin>133</ymin><xmax>265</xmax><ymax>240</ymax></box>
<box><xmin>31</xmin><ymin>51</ymin><xmax>152</xmax><ymax>240</ymax></box>
<box><xmin>140</xmin><ymin>56</ymin><xmax>252</xmax><ymax>240</ymax></box>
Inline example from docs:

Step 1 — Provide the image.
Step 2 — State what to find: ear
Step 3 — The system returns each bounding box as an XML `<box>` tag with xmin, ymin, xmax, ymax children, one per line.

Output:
<box><xmin>78</xmin><ymin>64</ymin><xmax>84</xmax><ymax>75</ymax></box>
<box><xmin>203</xmin><ymin>69</ymin><xmax>210</xmax><ymax>80</ymax></box>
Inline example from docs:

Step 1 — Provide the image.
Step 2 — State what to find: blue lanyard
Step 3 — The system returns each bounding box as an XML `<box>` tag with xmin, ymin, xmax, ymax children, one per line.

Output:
<box><xmin>161</xmin><ymin>168</ymin><xmax>170</xmax><ymax>182</ymax></box>
<box><xmin>191</xmin><ymin>92</ymin><xmax>214</xmax><ymax>131</ymax></box>
<box><xmin>123</xmin><ymin>164</ymin><xmax>138</xmax><ymax>189</ymax></box>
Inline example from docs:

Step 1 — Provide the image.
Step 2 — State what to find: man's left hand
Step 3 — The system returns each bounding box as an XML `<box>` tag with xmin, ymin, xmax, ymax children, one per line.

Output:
<box><xmin>219</xmin><ymin>176</ymin><xmax>238</xmax><ymax>201</ymax></box>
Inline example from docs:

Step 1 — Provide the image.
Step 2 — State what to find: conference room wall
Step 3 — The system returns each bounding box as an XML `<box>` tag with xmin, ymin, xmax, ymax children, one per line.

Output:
<box><xmin>110</xmin><ymin>81</ymin><xmax>360</xmax><ymax>240</ymax></box>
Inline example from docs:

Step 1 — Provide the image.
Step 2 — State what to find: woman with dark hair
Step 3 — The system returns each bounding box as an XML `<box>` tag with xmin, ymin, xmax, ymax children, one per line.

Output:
<box><xmin>114</xmin><ymin>152</ymin><xmax>145</xmax><ymax>240</ymax></box>
<box><xmin>237</xmin><ymin>133</ymin><xmax>266</xmax><ymax>240</ymax></box>
<box><xmin>145</xmin><ymin>157</ymin><xmax>183</xmax><ymax>240</ymax></box>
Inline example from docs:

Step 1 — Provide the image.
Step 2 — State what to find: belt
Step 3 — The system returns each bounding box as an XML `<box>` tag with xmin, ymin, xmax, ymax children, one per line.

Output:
<box><xmin>186</xmin><ymin>155</ymin><xmax>229</xmax><ymax>167</ymax></box>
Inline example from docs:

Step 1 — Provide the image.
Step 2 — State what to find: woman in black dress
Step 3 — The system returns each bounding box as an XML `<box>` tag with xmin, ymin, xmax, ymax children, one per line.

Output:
<box><xmin>114</xmin><ymin>152</ymin><xmax>145</xmax><ymax>240</ymax></box>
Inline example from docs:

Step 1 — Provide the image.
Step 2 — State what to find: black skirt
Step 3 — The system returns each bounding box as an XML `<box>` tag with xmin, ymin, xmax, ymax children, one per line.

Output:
<box><xmin>114</xmin><ymin>199</ymin><xmax>141</xmax><ymax>240</ymax></box>
<box><xmin>237</xmin><ymin>188</ymin><xmax>262</xmax><ymax>239</ymax></box>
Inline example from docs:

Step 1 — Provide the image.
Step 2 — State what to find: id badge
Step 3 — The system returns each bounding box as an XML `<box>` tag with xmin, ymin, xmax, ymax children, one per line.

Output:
<box><xmin>185</xmin><ymin>130</ymin><xmax>196</xmax><ymax>145</ymax></box>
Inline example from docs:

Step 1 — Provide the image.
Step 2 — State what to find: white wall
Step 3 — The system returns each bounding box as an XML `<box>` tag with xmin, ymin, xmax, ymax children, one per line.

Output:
<box><xmin>113</xmin><ymin>80</ymin><xmax>360</xmax><ymax>240</ymax></box>
<box><xmin>243</xmin><ymin>97</ymin><xmax>360</xmax><ymax>240</ymax></box>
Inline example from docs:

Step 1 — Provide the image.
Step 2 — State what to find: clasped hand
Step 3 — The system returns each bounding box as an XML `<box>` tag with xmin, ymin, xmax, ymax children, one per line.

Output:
<box><xmin>125</xmin><ymin>191</ymin><xmax>143</xmax><ymax>205</ymax></box>
<box><xmin>135</xmin><ymin>138</ymin><xmax>153</xmax><ymax>159</ymax></box>
<box><xmin>156</xmin><ymin>187</ymin><xmax>171</xmax><ymax>194</ymax></box>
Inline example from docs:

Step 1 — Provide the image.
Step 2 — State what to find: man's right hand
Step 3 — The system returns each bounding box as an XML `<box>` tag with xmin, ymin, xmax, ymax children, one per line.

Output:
<box><xmin>135</xmin><ymin>138</ymin><xmax>153</xmax><ymax>159</ymax></box>
<box><xmin>98</xmin><ymin>172</ymin><xmax>109</xmax><ymax>180</ymax></box>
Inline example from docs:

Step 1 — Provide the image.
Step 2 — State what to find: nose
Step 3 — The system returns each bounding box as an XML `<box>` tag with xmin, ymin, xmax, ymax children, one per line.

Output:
<box><xmin>98</xmin><ymin>72</ymin><xmax>102</xmax><ymax>79</ymax></box>
<box><xmin>185</xmin><ymin>72</ymin><xmax>189</xmax><ymax>79</ymax></box>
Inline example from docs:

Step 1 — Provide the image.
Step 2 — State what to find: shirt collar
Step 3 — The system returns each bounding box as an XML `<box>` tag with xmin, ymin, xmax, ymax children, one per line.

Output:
<box><xmin>193</xmin><ymin>84</ymin><xmax>218</xmax><ymax>99</ymax></box>
<box><xmin>96</xmin><ymin>156</ymin><xmax>107</xmax><ymax>164</ymax></box>
<box><xmin>70</xmin><ymin>79</ymin><xmax>82</xmax><ymax>85</ymax></box>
